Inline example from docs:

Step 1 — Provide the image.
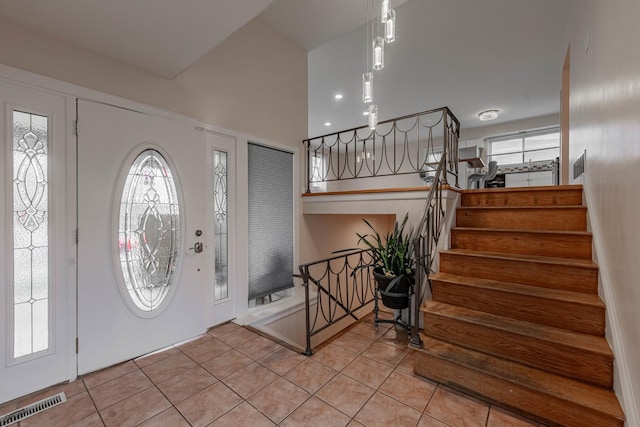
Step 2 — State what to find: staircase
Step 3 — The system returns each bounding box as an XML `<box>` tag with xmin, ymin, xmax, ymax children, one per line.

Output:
<box><xmin>414</xmin><ymin>185</ymin><xmax>625</xmax><ymax>427</ymax></box>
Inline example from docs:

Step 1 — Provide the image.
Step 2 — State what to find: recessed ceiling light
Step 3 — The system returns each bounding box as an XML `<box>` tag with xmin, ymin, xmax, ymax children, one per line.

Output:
<box><xmin>478</xmin><ymin>109</ymin><xmax>500</xmax><ymax>121</ymax></box>
<box><xmin>334</xmin><ymin>94</ymin><xmax>343</xmax><ymax>100</ymax></box>
<box><xmin>363</xmin><ymin>111</ymin><xmax>370</xmax><ymax>116</ymax></box>
<box><xmin>324</xmin><ymin>122</ymin><xmax>331</xmax><ymax>126</ymax></box>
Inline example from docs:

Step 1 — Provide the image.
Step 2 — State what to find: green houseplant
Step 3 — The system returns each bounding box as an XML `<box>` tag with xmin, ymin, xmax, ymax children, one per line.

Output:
<box><xmin>356</xmin><ymin>213</ymin><xmax>415</xmax><ymax>309</ymax></box>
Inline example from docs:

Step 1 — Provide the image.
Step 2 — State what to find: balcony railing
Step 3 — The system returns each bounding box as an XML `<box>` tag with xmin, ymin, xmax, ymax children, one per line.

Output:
<box><xmin>303</xmin><ymin>107</ymin><xmax>460</xmax><ymax>193</ymax></box>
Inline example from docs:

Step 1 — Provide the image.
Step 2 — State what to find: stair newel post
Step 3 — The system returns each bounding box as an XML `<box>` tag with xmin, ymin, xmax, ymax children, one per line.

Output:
<box><xmin>301</xmin><ymin>265</ymin><xmax>313</xmax><ymax>356</ymax></box>
<box><xmin>410</xmin><ymin>235</ymin><xmax>424</xmax><ymax>349</ymax></box>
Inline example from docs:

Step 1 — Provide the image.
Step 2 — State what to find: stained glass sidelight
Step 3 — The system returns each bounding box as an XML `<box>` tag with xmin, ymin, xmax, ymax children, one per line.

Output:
<box><xmin>118</xmin><ymin>149</ymin><xmax>180</xmax><ymax>312</ymax></box>
<box><xmin>13</xmin><ymin>111</ymin><xmax>49</xmax><ymax>358</ymax></box>
<box><xmin>213</xmin><ymin>150</ymin><xmax>228</xmax><ymax>301</ymax></box>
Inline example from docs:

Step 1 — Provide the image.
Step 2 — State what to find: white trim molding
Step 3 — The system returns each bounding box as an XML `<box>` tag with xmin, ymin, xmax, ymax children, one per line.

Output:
<box><xmin>580</xmin><ymin>173</ymin><xmax>639</xmax><ymax>427</ymax></box>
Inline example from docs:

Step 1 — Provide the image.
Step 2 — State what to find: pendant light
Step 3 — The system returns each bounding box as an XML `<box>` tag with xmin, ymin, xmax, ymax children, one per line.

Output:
<box><xmin>368</xmin><ymin>104</ymin><xmax>379</xmax><ymax>129</ymax></box>
<box><xmin>373</xmin><ymin>36</ymin><xmax>384</xmax><ymax>70</ymax></box>
<box><xmin>385</xmin><ymin>9</ymin><xmax>396</xmax><ymax>43</ymax></box>
<box><xmin>362</xmin><ymin>72</ymin><xmax>373</xmax><ymax>103</ymax></box>
<box><xmin>381</xmin><ymin>0</ymin><xmax>390</xmax><ymax>22</ymax></box>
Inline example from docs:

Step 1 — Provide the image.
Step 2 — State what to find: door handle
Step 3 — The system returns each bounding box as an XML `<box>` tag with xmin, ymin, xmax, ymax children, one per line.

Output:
<box><xmin>189</xmin><ymin>242</ymin><xmax>203</xmax><ymax>253</ymax></box>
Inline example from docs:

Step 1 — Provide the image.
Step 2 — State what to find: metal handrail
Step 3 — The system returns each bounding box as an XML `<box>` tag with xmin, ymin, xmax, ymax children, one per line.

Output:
<box><xmin>296</xmin><ymin>248</ymin><xmax>376</xmax><ymax>355</ymax></box>
<box><xmin>303</xmin><ymin>107</ymin><xmax>460</xmax><ymax>193</ymax></box>
<box><xmin>410</xmin><ymin>155</ymin><xmax>448</xmax><ymax>348</ymax></box>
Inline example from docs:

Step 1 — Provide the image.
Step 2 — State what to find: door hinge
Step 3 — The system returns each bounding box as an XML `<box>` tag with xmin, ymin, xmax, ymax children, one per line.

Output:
<box><xmin>74</xmin><ymin>119</ymin><xmax>79</xmax><ymax>136</ymax></box>
<box><xmin>76</xmin><ymin>337</ymin><xmax>79</xmax><ymax>354</ymax></box>
<box><xmin>75</xmin><ymin>228</ymin><xmax>79</xmax><ymax>245</ymax></box>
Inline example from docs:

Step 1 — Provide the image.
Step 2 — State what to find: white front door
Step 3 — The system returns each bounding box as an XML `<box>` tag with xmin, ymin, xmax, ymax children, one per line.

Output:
<box><xmin>0</xmin><ymin>80</ymin><xmax>74</xmax><ymax>403</ymax></box>
<box><xmin>205</xmin><ymin>132</ymin><xmax>237</xmax><ymax>326</ymax></box>
<box><xmin>76</xmin><ymin>100</ymin><xmax>212</xmax><ymax>374</ymax></box>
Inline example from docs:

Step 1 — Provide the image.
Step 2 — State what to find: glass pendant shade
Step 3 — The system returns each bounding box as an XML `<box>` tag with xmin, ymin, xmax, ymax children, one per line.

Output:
<box><xmin>362</xmin><ymin>72</ymin><xmax>373</xmax><ymax>103</ymax></box>
<box><xmin>368</xmin><ymin>104</ymin><xmax>379</xmax><ymax>129</ymax></box>
<box><xmin>385</xmin><ymin>9</ymin><xmax>396</xmax><ymax>43</ymax></box>
<box><xmin>373</xmin><ymin>37</ymin><xmax>385</xmax><ymax>70</ymax></box>
<box><xmin>381</xmin><ymin>0</ymin><xmax>390</xmax><ymax>22</ymax></box>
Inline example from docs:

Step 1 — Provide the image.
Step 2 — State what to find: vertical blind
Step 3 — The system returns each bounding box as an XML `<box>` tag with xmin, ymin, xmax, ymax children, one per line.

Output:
<box><xmin>247</xmin><ymin>143</ymin><xmax>294</xmax><ymax>300</ymax></box>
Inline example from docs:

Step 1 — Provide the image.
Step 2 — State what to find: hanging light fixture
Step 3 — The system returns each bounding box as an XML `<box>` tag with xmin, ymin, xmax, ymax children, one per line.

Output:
<box><xmin>373</xmin><ymin>36</ymin><xmax>384</xmax><ymax>70</ymax></box>
<box><xmin>361</xmin><ymin>0</ymin><xmax>398</xmax><ymax>126</ymax></box>
<box><xmin>368</xmin><ymin>104</ymin><xmax>379</xmax><ymax>129</ymax></box>
<box><xmin>362</xmin><ymin>72</ymin><xmax>373</xmax><ymax>103</ymax></box>
<box><xmin>381</xmin><ymin>0</ymin><xmax>390</xmax><ymax>22</ymax></box>
<box><xmin>385</xmin><ymin>9</ymin><xmax>396</xmax><ymax>43</ymax></box>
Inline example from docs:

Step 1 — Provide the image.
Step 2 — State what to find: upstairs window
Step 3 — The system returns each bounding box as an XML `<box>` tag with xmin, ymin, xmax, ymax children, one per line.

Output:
<box><xmin>488</xmin><ymin>128</ymin><xmax>560</xmax><ymax>165</ymax></box>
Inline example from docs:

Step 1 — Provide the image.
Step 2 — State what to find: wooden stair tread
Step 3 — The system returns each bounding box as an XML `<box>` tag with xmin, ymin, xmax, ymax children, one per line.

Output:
<box><xmin>462</xmin><ymin>184</ymin><xmax>583</xmax><ymax>194</ymax></box>
<box><xmin>417</xmin><ymin>335</ymin><xmax>625</xmax><ymax>422</ymax></box>
<box><xmin>430</xmin><ymin>272</ymin><xmax>605</xmax><ymax>307</ymax></box>
<box><xmin>458</xmin><ymin>205</ymin><xmax>586</xmax><ymax>211</ymax></box>
<box><xmin>452</xmin><ymin>226</ymin><xmax>592</xmax><ymax>237</ymax></box>
<box><xmin>422</xmin><ymin>301</ymin><xmax>612</xmax><ymax>356</ymax></box>
<box><xmin>442</xmin><ymin>248</ymin><xmax>598</xmax><ymax>268</ymax></box>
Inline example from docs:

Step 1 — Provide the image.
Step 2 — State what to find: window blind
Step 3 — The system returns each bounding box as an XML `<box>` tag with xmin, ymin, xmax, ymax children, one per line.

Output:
<box><xmin>247</xmin><ymin>143</ymin><xmax>294</xmax><ymax>300</ymax></box>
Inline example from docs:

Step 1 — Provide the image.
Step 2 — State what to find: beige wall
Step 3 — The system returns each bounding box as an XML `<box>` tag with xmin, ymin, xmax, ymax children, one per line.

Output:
<box><xmin>567</xmin><ymin>0</ymin><xmax>640</xmax><ymax>420</ymax></box>
<box><xmin>0</xmin><ymin>15</ymin><xmax>308</xmax><ymax>146</ymax></box>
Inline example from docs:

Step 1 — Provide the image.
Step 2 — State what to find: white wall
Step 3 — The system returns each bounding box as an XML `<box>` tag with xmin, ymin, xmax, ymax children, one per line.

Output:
<box><xmin>567</xmin><ymin>0</ymin><xmax>640</xmax><ymax>423</ymax></box>
<box><xmin>0</xmin><ymin>15</ymin><xmax>308</xmax><ymax>147</ymax></box>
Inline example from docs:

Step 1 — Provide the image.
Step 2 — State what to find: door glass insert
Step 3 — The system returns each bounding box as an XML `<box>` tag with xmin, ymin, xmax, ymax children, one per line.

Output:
<box><xmin>118</xmin><ymin>149</ymin><xmax>181</xmax><ymax>313</ymax></box>
<box><xmin>213</xmin><ymin>150</ymin><xmax>228</xmax><ymax>301</ymax></box>
<box><xmin>12</xmin><ymin>111</ymin><xmax>49</xmax><ymax>358</ymax></box>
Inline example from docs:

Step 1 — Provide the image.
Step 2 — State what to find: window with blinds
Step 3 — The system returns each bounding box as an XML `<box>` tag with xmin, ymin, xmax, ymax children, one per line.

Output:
<box><xmin>247</xmin><ymin>143</ymin><xmax>294</xmax><ymax>302</ymax></box>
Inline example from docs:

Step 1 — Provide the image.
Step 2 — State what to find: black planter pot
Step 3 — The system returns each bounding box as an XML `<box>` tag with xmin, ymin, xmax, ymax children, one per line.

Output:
<box><xmin>372</xmin><ymin>267</ymin><xmax>414</xmax><ymax>310</ymax></box>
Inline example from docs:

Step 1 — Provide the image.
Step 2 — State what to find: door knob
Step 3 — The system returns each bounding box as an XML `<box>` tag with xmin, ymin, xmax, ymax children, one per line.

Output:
<box><xmin>189</xmin><ymin>242</ymin><xmax>203</xmax><ymax>253</ymax></box>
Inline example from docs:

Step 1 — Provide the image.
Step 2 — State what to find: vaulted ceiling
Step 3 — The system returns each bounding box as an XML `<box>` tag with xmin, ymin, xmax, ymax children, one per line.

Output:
<box><xmin>0</xmin><ymin>0</ymin><xmax>569</xmax><ymax>137</ymax></box>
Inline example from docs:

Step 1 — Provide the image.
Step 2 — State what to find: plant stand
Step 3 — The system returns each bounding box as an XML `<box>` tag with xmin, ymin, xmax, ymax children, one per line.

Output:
<box><xmin>372</xmin><ymin>268</ymin><xmax>414</xmax><ymax>334</ymax></box>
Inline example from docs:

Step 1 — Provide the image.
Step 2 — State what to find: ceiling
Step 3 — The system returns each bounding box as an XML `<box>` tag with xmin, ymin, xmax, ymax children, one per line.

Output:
<box><xmin>0</xmin><ymin>0</ymin><xmax>570</xmax><ymax>137</ymax></box>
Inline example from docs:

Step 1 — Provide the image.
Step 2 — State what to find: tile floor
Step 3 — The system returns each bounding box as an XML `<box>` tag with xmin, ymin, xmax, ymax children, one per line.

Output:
<box><xmin>0</xmin><ymin>313</ymin><xmax>546</xmax><ymax>426</ymax></box>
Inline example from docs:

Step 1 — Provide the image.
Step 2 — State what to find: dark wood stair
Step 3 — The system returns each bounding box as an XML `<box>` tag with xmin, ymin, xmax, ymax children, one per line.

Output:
<box><xmin>414</xmin><ymin>185</ymin><xmax>625</xmax><ymax>426</ymax></box>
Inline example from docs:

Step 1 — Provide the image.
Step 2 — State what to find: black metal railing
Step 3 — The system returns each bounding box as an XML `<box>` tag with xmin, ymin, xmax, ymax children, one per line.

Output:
<box><xmin>303</xmin><ymin>107</ymin><xmax>460</xmax><ymax>193</ymax></box>
<box><xmin>410</xmin><ymin>156</ymin><xmax>448</xmax><ymax>348</ymax></box>
<box><xmin>296</xmin><ymin>249</ymin><xmax>376</xmax><ymax>355</ymax></box>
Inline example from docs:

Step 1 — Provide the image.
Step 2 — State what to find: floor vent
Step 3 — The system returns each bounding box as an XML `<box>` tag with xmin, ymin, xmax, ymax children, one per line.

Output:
<box><xmin>0</xmin><ymin>392</ymin><xmax>67</xmax><ymax>426</ymax></box>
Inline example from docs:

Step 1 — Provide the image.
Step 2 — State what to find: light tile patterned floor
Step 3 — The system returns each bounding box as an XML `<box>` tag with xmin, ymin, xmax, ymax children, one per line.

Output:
<box><xmin>0</xmin><ymin>313</ymin><xmax>546</xmax><ymax>426</ymax></box>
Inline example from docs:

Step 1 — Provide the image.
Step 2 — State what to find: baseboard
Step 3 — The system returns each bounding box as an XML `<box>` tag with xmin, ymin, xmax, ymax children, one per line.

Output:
<box><xmin>580</xmin><ymin>174</ymin><xmax>639</xmax><ymax>427</ymax></box>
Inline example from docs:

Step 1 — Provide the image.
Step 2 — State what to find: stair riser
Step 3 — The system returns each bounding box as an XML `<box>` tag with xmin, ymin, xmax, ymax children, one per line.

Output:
<box><xmin>423</xmin><ymin>312</ymin><xmax>613</xmax><ymax>388</ymax></box>
<box><xmin>461</xmin><ymin>190</ymin><xmax>583</xmax><ymax>207</ymax></box>
<box><xmin>451</xmin><ymin>229</ymin><xmax>592</xmax><ymax>259</ymax></box>
<box><xmin>414</xmin><ymin>350</ymin><xmax>623</xmax><ymax>427</ymax></box>
<box><xmin>457</xmin><ymin>208</ymin><xmax>587</xmax><ymax>231</ymax></box>
<box><xmin>431</xmin><ymin>281</ymin><xmax>605</xmax><ymax>336</ymax></box>
<box><xmin>440</xmin><ymin>253</ymin><xmax>598</xmax><ymax>293</ymax></box>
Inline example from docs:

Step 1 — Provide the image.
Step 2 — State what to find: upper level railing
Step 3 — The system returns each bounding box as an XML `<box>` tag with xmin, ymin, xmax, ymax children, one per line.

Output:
<box><xmin>303</xmin><ymin>107</ymin><xmax>460</xmax><ymax>193</ymax></box>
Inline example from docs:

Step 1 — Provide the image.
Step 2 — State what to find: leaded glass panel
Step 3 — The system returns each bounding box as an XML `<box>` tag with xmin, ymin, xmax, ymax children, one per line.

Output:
<box><xmin>118</xmin><ymin>149</ymin><xmax>181</xmax><ymax>312</ymax></box>
<box><xmin>213</xmin><ymin>150</ymin><xmax>228</xmax><ymax>301</ymax></box>
<box><xmin>12</xmin><ymin>110</ymin><xmax>49</xmax><ymax>358</ymax></box>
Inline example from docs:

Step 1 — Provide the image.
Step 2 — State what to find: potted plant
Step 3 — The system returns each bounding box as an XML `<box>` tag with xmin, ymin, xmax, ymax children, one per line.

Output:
<box><xmin>356</xmin><ymin>213</ymin><xmax>415</xmax><ymax>309</ymax></box>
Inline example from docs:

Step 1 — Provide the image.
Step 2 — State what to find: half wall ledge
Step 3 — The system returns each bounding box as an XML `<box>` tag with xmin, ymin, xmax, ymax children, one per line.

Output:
<box><xmin>301</xmin><ymin>185</ymin><xmax>460</xmax><ymax>216</ymax></box>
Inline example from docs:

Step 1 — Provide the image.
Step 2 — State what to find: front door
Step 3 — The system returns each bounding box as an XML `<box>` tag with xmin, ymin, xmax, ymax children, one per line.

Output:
<box><xmin>0</xmin><ymin>80</ymin><xmax>73</xmax><ymax>403</ymax></box>
<box><xmin>76</xmin><ymin>100</ymin><xmax>212</xmax><ymax>374</ymax></box>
